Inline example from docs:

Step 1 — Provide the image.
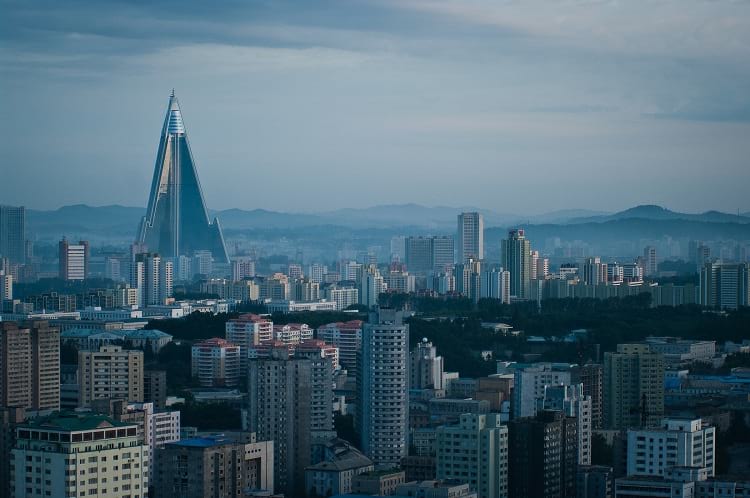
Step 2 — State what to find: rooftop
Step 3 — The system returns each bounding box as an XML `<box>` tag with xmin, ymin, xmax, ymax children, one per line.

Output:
<box><xmin>170</xmin><ymin>435</ymin><xmax>236</xmax><ymax>448</ymax></box>
<box><xmin>21</xmin><ymin>412</ymin><xmax>132</xmax><ymax>432</ymax></box>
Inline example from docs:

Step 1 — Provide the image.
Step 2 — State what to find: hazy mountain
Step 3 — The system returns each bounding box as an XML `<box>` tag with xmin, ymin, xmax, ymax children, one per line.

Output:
<box><xmin>568</xmin><ymin>204</ymin><xmax>750</xmax><ymax>224</ymax></box>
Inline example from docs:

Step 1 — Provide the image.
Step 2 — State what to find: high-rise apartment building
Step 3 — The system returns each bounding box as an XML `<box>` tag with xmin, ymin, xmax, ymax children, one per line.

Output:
<box><xmin>247</xmin><ymin>344</ymin><xmax>332</xmax><ymax>495</ymax></box>
<box><xmin>0</xmin><ymin>273</ymin><xmax>12</xmax><ymax>302</ymax></box>
<box><xmin>155</xmin><ymin>434</ymin><xmax>274</xmax><ymax>498</ymax></box>
<box><xmin>436</xmin><ymin>413</ymin><xmax>508</xmax><ymax>498</ymax></box>
<box><xmin>480</xmin><ymin>268</ymin><xmax>511</xmax><ymax>303</ymax></box>
<box><xmin>406</xmin><ymin>237</ymin><xmax>435</xmax><ymax>274</ymax></box>
<box><xmin>508</xmin><ymin>410</ymin><xmax>578</xmax><ymax>498</ymax></box>
<box><xmin>502</xmin><ymin>229</ymin><xmax>531</xmax><ymax>300</ymax></box>
<box><xmin>512</xmin><ymin>363</ymin><xmax>574</xmax><ymax>419</ymax></box>
<box><xmin>358</xmin><ymin>308</ymin><xmax>409</xmax><ymax>468</ymax></box>
<box><xmin>317</xmin><ymin>320</ymin><xmax>362</xmax><ymax>376</ymax></box>
<box><xmin>131</xmin><ymin>252</ymin><xmax>174</xmax><ymax>307</ymax></box>
<box><xmin>541</xmin><ymin>384</ymin><xmax>593</xmax><ymax>466</ymax></box>
<box><xmin>577</xmin><ymin>466</ymin><xmax>613</xmax><ymax>498</ymax></box>
<box><xmin>190</xmin><ymin>338</ymin><xmax>241</xmax><ymax>387</ymax></box>
<box><xmin>455</xmin><ymin>258</ymin><xmax>482</xmax><ymax>302</ymax></box>
<box><xmin>457</xmin><ymin>212</ymin><xmax>484</xmax><ymax>262</ymax></box>
<box><xmin>0</xmin><ymin>206</ymin><xmax>25</xmax><ymax>264</ymax></box>
<box><xmin>582</xmin><ymin>257</ymin><xmax>608</xmax><ymax>286</ymax></box>
<box><xmin>78</xmin><ymin>345</ymin><xmax>144</xmax><ymax>407</ymax></box>
<box><xmin>137</xmin><ymin>92</ymin><xmax>229</xmax><ymax>264</ymax></box>
<box><xmin>643</xmin><ymin>246</ymin><xmax>658</xmax><ymax>276</ymax></box>
<box><xmin>432</xmin><ymin>236</ymin><xmax>456</xmax><ymax>273</ymax></box>
<box><xmin>58</xmin><ymin>238</ymin><xmax>89</xmax><ymax>280</ymax></box>
<box><xmin>626</xmin><ymin>418</ymin><xmax>715</xmax><ymax>478</ymax></box>
<box><xmin>576</xmin><ymin>363</ymin><xmax>604</xmax><ymax>430</ymax></box>
<box><xmin>699</xmin><ymin>262</ymin><xmax>749</xmax><ymax>309</ymax></box>
<box><xmin>11</xmin><ymin>413</ymin><xmax>148</xmax><ymax>498</ymax></box>
<box><xmin>0</xmin><ymin>321</ymin><xmax>59</xmax><ymax>411</ymax></box>
<box><xmin>358</xmin><ymin>265</ymin><xmax>385</xmax><ymax>308</ymax></box>
<box><xmin>231</xmin><ymin>257</ymin><xmax>256</xmax><ymax>281</ymax></box>
<box><xmin>143</xmin><ymin>369</ymin><xmax>168</xmax><ymax>409</ymax></box>
<box><xmin>603</xmin><ymin>344</ymin><xmax>664</xmax><ymax>430</ymax></box>
<box><xmin>410</xmin><ymin>338</ymin><xmax>444</xmax><ymax>390</ymax></box>
<box><xmin>225</xmin><ymin>313</ymin><xmax>273</xmax><ymax>370</ymax></box>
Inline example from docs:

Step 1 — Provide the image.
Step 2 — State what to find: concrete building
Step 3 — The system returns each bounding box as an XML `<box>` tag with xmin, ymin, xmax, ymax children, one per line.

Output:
<box><xmin>480</xmin><ymin>268</ymin><xmax>511</xmax><ymax>303</ymax></box>
<box><xmin>272</xmin><ymin>323</ymin><xmax>314</xmax><ymax>344</ymax></box>
<box><xmin>78</xmin><ymin>345</ymin><xmax>143</xmax><ymax>407</ymax></box>
<box><xmin>191</xmin><ymin>338</ymin><xmax>241</xmax><ymax>387</ymax></box>
<box><xmin>501</xmin><ymin>229</ymin><xmax>531</xmax><ymax>300</ymax></box>
<box><xmin>406</xmin><ymin>237</ymin><xmax>435</xmax><ymax>274</ymax></box>
<box><xmin>395</xmin><ymin>480</ymin><xmax>478</xmax><ymax>498</ymax></box>
<box><xmin>324</xmin><ymin>285</ymin><xmax>359</xmax><ymax>311</ymax></box>
<box><xmin>317</xmin><ymin>320</ymin><xmax>363</xmax><ymax>376</ymax></box>
<box><xmin>352</xmin><ymin>470</ymin><xmax>406</xmax><ymax>496</ymax></box>
<box><xmin>643</xmin><ymin>246</ymin><xmax>657</xmax><ymax>277</ymax></box>
<box><xmin>144</xmin><ymin>369</ymin><xmax>167</xmax><ymax>409</ymax></box>
<box><xmin>577</xmin><ymin>466</ymin><xmax>613</xmax><ymax>498</ymax></box>
<box><xmin>58</xmin><ymin>238</ymin><xmax>89</xmax><ymax>281</ymax></box>
<box><xmin>11</xmin><ymin>412</ymin><xmax>147</xmax><ymax>498</ymax></box>
<box><xmin>304</xmin><ymin>442</ymin><xmax>374</xmax><ymax>497</ymax></box>
<box><xmin>576</xmin><ymin>363</ymin><xmax>603</xmax><ymax>430</ymax></box>
<box><xmin>358</xmin><ymin>308</ymin><xmax>409</xmax><ymax>468</ymax></box>
<box><xmin>0</xmin><ymin>273</ymin><xmax>12</xmax><ymax>302</ymax></box>
<box><xmin>436</xmin><ymin>413</ymin><xmax>508</xmax><ymax>498</ymax></box>
<box><xmin>512</xmin><ymin>363</ymin><xmax>574</xmax><ymax>419</ymax></box>
<box><xmin>541</xmin><ymin>384</ymin><xmax>593</xmax><ymax>466</ymax></box>
<box><xmin>699</xmin><ymin>262</ymin><xmax>750</xmax><ymax>309</ymax></box>
<box><xmin>644</xmin><ymin>337</ymin><xmax>716</xmax><ymax>368</ymax></box>
<box><xmin>432</xmin><ymin>236</ymin><xmax>456</xmax><ymax>274</ymax></box>
<box><xmin>0</xmin><ymin>206</ymin><xmax>25</xmax><ymax>264</ymax></box>
<box><xmin>248</xmin><ymin>343</ymin><xmax>333</xmax><ymax>496</ymax></box>
<box><xmin>457</xmin><ymin>212</ymin><xmax>484</xmax><ymax>262</ymax></box>
<box><xmin>603</xmin><ymin>344</ymin><xmax>664</xmax><ymax>430</ymax></box>
<box><xmin>131</xmin><ymin>252</ymin><xmax>174</xmax><ymax>307</ymax></box>
<box><xmin>225</xmin><ymin>314</ymin><xmax>273</xmax><ymax>370</ymax></box>
<box><xmin>155</xmin><ymin>434</ymin><xmax>274</xmax><ymax>498</ymax></box>
<box><xmin>410</xmin><ymin>338</ymin><xmax>444</xmax><ymax>390</ymax></box>
<box><xmin>626</xmin><ymin>418</ymin><xmax>715</xmax><ymax>478</ymax></box>
<box><xmin>508</xmin><ymin>410</ymin><xmax>578</xmax><ymax>498</ymax></box>
<box><xmin>0</xmin><ymin>321</ymin><xmax>60</xmax><ymax>411</ymax></box>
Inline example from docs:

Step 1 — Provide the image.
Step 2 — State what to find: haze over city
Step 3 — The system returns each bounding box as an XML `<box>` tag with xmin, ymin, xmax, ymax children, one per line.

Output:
<box><xmin>2</xmin><ymin>0</ymin><xmax>750</xmax><ymax>213</ymax></box>
<box><xmin>2</xmin><ymin>3</ymin><xmax>750</xmax><ymax>498</ymax></box>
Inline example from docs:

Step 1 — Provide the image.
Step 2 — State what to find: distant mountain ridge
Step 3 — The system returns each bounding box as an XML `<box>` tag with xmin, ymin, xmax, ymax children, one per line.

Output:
<box><xmin>568</xmin><ymin>204</ymin><xmax>750</xmax><ymax>224</ymax></box>
<box><xmin>23</xmin><ymin>203</ymin><xmax>750</xmax><ymax>242</ymax></box>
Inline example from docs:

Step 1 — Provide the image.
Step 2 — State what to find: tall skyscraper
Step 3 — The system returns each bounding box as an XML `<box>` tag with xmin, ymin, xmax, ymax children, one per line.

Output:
<box><xmin>603</xmin><ymin>344</ymin><xmax>664</xmax><ymax>430</ymax></box>
<box><xmin>247</xmin><ymin>343</ymin><xmax>332</xmax><ymax>496</ymax></box>
<box><xmin>541</xmin><ymin>384</ymin><xmax>592</xmax><ymax>466</ymax></box>
<box><xmin>358</xmin><ymin>308</ymin><xmax>409</xmax><ymax>468</ymax></box>
<box><xmin>0</xmin><ymin>272</ymin><xmax>12</xmax><ymax>302</ymax></box>
<box><xmin>432</xmin><ymin>236</ymin><xmax>456</xmax><ymax>273</ymax></box>
<box><xmin>508</xmin><ymin>410</ymin><xmax>578</xmax><ymax>498</ymax></box>
<box><xmin>137</xmin><ymin>91</ymin><xmax>229</xmax><ymax>264</ymax></box>
<box><xmin>58</xmin><ymin>237</ymin><xmax>89</xmax><ymax>280</ymax></box>
<box><xmin>457</xmin><ymin>212</ymin><xmax>484</xmax><ymax>262</ymax></box>
<box><xmin>405</xmin><ymin>236</ymin><xmax>434</xmax><ymax>273</ymax></box>
<box><xmin>0</xmin><ymin>206</ymin><xmax>25</xmax><ymax>264</ymax></box>
<box><xmin>0</xmin><ymin>321</ymin><xmax>60</xmax><ymax>411</ymax></box>
<box><xmin>502</xmin><ymin>229</ymin><xmax>531</xmax><ymax>300</ymax></box>
<box><xmin>436</xmin><ymin>413</ymin><xmax>508</xmax><ymax>498</ymax></box>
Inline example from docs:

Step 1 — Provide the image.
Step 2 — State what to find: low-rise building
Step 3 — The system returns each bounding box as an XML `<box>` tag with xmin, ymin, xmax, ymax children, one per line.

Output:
<box><xmin>352</xmin><ymin>470</ymin><xmax>406</xmax><ymax>496</ymax></box>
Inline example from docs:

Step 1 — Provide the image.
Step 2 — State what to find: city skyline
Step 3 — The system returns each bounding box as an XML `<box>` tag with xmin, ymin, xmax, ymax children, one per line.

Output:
<box><xmin>2</xmin><ymin>1</ymin><xmax>750</xmax><ymax>213</ymax></box>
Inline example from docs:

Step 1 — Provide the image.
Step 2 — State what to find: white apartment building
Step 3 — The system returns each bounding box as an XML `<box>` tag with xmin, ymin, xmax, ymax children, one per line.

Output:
<box><xmin>225</xmin><ymin>313</ymin><xmax>273</xmax><ymax>369</ymax></box>
<box><xmin>11</xmin><ymin>413</ymin><xmax>148</xmax><ymax>498</ymax></box>
<box><xmin>273</xmin><ymin>323</ymin><xmax>313</xmax><ymax>344</ymax></box>
<box><xmin>627</xmin><ymin>418</ymin><xmax>716</xmax><ymax>478</ymax></box>
<box><xmin>512</xmin><ymin>363</ymin><xmax>574</xmax><ymax>419</ymax></box>
<box><xmin>436</xmin><ymin>413</ymin><xmax>508</xmax><ymax>498</ymax></box>
<box><xmin>358</xmin><ymin>309</ymin><xmax>409</xmax><ymax>468</ymax></box>
<box><xmin>324</xmin><ymin>285</ymin><xmax>359</xmax><ymax>310</ymax></box>
<box><xmin>190</xmin><ymin>338</ymin><xmax>241</xmax><ymax>387</ymax></box>
<box><xmin>316</xmin><ymin>320</ymin><xmax>363</xmax><ymax>374</ymax></box>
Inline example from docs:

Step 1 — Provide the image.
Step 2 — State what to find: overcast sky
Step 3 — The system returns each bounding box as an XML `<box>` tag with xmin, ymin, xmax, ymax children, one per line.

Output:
<box><xmin>1</xmin><ymin>0</ymin><xmax>749</xmax><ymax>214</ymax></box>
